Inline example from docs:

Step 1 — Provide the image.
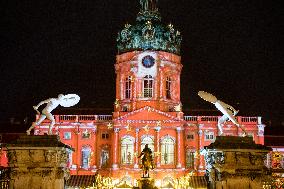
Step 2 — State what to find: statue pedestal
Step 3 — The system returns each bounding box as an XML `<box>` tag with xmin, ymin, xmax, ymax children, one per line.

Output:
<box><xmin>137</xmin><ymin>178</ymin><xmax>157</xmax><ymax>189</ymax></box>
<box><xmin>205</xmin><ymin>136</ymin><xmax>272</xmax><ymax>189</ymax></box>
<box><xmin>4</xmin><ymin>135</ymin><xmax>73</xmax><ymax>189</ymax></box>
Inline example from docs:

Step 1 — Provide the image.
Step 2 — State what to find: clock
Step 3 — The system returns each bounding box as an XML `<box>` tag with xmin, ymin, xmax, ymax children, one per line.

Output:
<box><xmin>142</xmin><ymin>55</ymin><xmax>155</xmax><ymax>68</ymax></box>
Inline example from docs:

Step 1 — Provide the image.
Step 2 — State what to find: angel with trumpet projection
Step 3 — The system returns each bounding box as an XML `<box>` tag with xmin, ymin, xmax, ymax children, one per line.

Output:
<box><xmin>27</xmin><ymin>94</ymin><xmax>80</xmax><ymax>135</ymax></box>
<box><xmin>198</xmin><ymin>91</ymin><xmax>247</xmax><ymax>136</ymax></box>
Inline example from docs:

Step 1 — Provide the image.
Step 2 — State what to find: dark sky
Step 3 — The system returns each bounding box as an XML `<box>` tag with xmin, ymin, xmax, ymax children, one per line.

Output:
<box><xmin>1</xmin><ymin>1</ymin><xmax>283</xmax><ymax>130</ymax></box>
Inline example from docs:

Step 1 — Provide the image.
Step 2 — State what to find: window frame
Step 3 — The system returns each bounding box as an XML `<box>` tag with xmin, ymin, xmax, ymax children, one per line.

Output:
<box><xmin>125</xmin><ymin>76</ymin><xmax>132</xmax><ymax>99</ymax></box>
<box><xmin>63</xmin><ymin>132</ymin><xmax>72</xmax><ymax>140</ymax></box>
<box><xmin>205</xmin><ymin>132</ymin><xmax>215</xmax><ymax>141</ymax></box>
<box><xmin>143</xmin><ymin>75</ymin><xmax>154</xmax><ymax>98</ymax></box>
<box><xmin>166</xmin><ymin>76</ymin><xmax>172</xmax><ymax>99</ymax></box>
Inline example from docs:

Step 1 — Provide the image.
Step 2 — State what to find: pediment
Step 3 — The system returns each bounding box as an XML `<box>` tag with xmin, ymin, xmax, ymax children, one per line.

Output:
<box><xmin>114</xmin><ymin>106</ymin><xmax>182</xmax><ymax>123</ymax></box>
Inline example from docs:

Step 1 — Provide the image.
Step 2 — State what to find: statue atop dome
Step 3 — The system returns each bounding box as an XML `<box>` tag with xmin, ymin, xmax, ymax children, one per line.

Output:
<box><xmin>140</xmin><ymin>0</ymin><xmax>158</xmax><ymax>12</ymax></box>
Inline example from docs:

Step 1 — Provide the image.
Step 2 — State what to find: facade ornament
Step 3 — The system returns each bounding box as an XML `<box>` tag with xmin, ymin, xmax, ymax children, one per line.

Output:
<box><xmin>143</xmin><ymin>125</ymin><xmax>150</xmax><ymax>132</ymax></box>
<box><xmin>155</xmin><ymin>126</ymin><xmax>161</xmax><ymax>132</ymax></box>
<box><xmin>174</xmin><ymin>103</ymin><xmax>182</xmax><ymax>112</ymax></box>
<box><xmin>198</xmin><ymin>91</ymin><xmax>247</xmax><ymax>136</ymax></box>
<box><xmin>114</xmin><ymin>128</ymin><xmax>120</xmax><ymax>133</ymax></box>
<box><xmin>143</xmin><ymin>21</ymin><xmax>155</xmax><ymax>40</ymax></box>
<box><xmin>114</xmin><ymin>99</ymin><xmax>120</xmax><ymax>108</ymax></box>
<box><xmin>107</xmin><ymin>122</ymin><xmax>113</xmax><ymax>129</ymax></box>
<box><xmin>26</xmin><ymin>94</ymin><xmax>80</xmax><ymax>135</ymax></box>
<box><xmin>125</xmin><ymin>123</ymin><xmax>132</xmax><ymax>132</ymax></box>
<box><xmin>135</xmin><ymin>128</ymin><xmax>140</xmax><ymax>133</ymax></box>
<box><xmin>176</xmin><ymin>127</ymin><xmax>182</xmax><ymax>132</ymax></box>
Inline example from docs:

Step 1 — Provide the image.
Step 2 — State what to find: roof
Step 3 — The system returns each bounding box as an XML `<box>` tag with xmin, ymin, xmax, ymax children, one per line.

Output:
<box><xmin>205</xmin><ymin>136</ymin><xmax>272</xmax><ymax>151</ymax></box>
<box><xmin>188</xmin><ymin>176</ymin><xmax>208</xmax><ymax>189</ymax></box>
<box><xmin>66</xmin><ymin>175</ymin><xmax>96</xmax><ymax>187</ymax></box>
<box><xmin>2</xmin><ymin>135</ymin><xmax>73</xmax><ymax>150</ymax></box>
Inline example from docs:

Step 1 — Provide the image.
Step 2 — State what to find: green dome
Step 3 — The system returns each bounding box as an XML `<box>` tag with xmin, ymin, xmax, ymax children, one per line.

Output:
<box><xmin>117</xmin><ymin>3</ymin><xmax>182</xmax><ymax>55</ymax></box>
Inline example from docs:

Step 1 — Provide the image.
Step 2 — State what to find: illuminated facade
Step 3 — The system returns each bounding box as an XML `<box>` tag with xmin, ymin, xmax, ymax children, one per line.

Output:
<box><xmin>32</xmin><ymin>1</ymin><xmax>265</xmax><ymax>182</ymax></box>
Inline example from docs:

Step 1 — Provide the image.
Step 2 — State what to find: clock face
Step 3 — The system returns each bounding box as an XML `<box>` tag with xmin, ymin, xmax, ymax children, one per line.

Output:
<box><xmin>142</xmin><ymin>55</ymin><xmax>155</xmax><ymax>68</ymax></box>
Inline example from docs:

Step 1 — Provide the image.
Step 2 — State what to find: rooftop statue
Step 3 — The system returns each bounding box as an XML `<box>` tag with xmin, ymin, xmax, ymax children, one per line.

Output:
<box><xmin>138</xmin><ymin>144</ymin><xmax>155</xmax><ymax>177</ymax></box>
<box><xmin>26</xmin><ymin>94</ymin><xmax>80</xmax><ymax>135</ymax></box>
<box><xmin>140</xmin><ymin>0</ymin><xmax>158</xmax><ymax>12</ymax></box>
<box><xmin>198</xmin><ymin>91</ymin><xmax>247</xmax><ymax>136</ymax></box>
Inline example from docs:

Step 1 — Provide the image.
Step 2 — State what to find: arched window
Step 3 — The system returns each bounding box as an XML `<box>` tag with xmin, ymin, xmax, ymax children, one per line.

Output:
<box><xmin>143</xmin><ymin>75</ymin><xmax>153</xmax><ymax>98</ymax></box>
<box><xmin>121</xmin><ymin>136</ymin><xmax>134</xmax><ymax>164</ymax></box>
<box><xmin>81</xmin><ymin>146</ymin><xmax>91</xmax><ymax>169</ymax></box>
<box><xmin>125</xmin><ymin>76</ymin><xmax>132</xmax><ymax>99</ymax></box>
<box><xmin>161</xmin><ymin>136</ymin><xmax>175</xmax><ymax>165</ymax></box>
<box><xmin>166</xmin><ymin>77</ymin><xmax>172</xmax><ymax>99</ymax></box>
<box><xmin>141</xmin><ymin>135</ymin><xmax>154</xmax><ymax>152</ymax></box>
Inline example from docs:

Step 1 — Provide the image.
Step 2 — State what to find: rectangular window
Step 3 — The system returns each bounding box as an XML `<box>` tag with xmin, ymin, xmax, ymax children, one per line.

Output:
<box><xmin>143</xmin><ymin>75</ymin><xmax>153</xmax><ymax>98</ymax></box>
<box><xmin>205</xmin><ymin>132</ymin><xmax>214</xmax><ymax>140</ymax></box>
<box><xmin>125</xmin><ymin>76</ymin><xmax>132</xmax><ymax>99</ymax></box>
<box><xmin>64</xmin><ymin>132</ymin><xmax>71</xmax><ymax>140</ymax></box>
<box><xmin>187</xmin><ymin>134</ymin><xmax>194</xmax><ymax>140</ymax></box>
<box><xmin>186</xmin><ymin>151</ymin><xmax>195</xmax><ymax>168</ymax></box>
<box><xmin>81</xmin><ymin>150</ymin><xmax>91</xmax><ymax>169</ymax></box>
<box><xmin>166</xmin><ymin>77</ymin><xmax>171</xmax><ymax>99</ymax></box>
<box><xmin>102</xmin><ymin>133</ymin><xmax>109</xmax><ymax>139</ymax></box>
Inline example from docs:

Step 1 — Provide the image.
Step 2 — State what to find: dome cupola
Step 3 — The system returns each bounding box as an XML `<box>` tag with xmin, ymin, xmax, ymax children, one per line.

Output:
<box><xmin>117</xmin><ymin>0</ymin><xmax>182</xmax><ymax>55</ymax></box>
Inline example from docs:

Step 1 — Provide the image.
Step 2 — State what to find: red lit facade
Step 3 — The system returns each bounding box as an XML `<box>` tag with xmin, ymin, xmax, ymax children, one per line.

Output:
<box><xmin>32</xmin><ymin>49</ymin><xmax>265</xmax><ymax>180</ymax></box>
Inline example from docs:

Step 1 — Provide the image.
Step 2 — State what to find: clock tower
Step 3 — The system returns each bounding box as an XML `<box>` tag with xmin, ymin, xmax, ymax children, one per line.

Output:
<box><xmin>114</xmin><ymin>1</ymin><xmax>182</xmax><ymax>116</ymax></box>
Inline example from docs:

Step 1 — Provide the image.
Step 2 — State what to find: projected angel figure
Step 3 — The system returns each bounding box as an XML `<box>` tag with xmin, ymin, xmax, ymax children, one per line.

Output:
<box><xmin>26</xmin><ymin>94</ymin><xmax>80</xmax><ymax>135</ymax></box>
<box><xmin>198</xmin><ymin>91</ymin><xmax>247</xmax><ymax>136</ymax></box>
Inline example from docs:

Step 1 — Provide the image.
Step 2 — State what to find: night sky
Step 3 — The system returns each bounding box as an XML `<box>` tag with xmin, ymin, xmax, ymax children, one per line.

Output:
<box><xmin>1</xmin><ymin>1</ymin><xmax>283</xmax><ymax>132</ymax></box>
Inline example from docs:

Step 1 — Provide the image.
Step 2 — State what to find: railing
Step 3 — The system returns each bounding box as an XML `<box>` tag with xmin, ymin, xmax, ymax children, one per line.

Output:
<box><xmin>200</xmin><ymin>116</ymin><xmax>218</xmax><ymax>122</ymax></box>
<box><xmin>241</xmin><ymin>117</ymin><xmax>258</xmax><ymax>123</ymax></box>
<box><xmin>0</xmin><ymin>180</ymin><xmax>9</xmax><ymax>189</ymax></box>
<box><xmin>184</xmin><ymin>116</ymin><xmax>198</xmax><ymax>121</ymax></box>
<box><xmin>38</xmin><ymin>114</ymin><xmax>258</xmax><ymax>124</ymax></box>
<box><xmin>184</xmin><ymin>116</ymin><xmax>259</xmax><ymax>123</ymax></box>
<box><xmin>56</xmin><ymin>115</ymin><xmax>112</xmax><ymax>122</ymax></box>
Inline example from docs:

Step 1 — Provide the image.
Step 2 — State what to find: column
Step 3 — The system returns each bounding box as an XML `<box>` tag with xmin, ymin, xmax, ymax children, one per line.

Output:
<box><xmin>155</xmin><ymin>126</ymin><xmax>161</xmax><ymax>167</ymax></box>
<box><xmin>133</xmin><ymin>77</ymin><xmax>137</xmax><ymax>110</ymax></box>
<box><xmin>134</xmin><ymin>128</ymin><xmax>140</xmax><ymax>168</ymax></box>
<box><xmin>197</xmin><ymin>129</ymin><xmax>203</xmax><ymax>175</ymax></box>
<box><xmin>176</xmin><ymin>127</ymin><xmax>182</xmax><ymax>168</ymax></box>
<box><xmin>92</xmin><ymin>126</ymin><xmax>97</xmax><ymax>169</ymax></box>
<box><xmin>112</xmin><ymin>128</ymin><xmax>120</xmax><ymax>169</ymax></box>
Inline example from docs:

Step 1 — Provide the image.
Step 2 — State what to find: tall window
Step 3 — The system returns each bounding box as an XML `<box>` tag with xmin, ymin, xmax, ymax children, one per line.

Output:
<box><xmin>141</xmin><ymin>135</ymin><xmax>154</xmax><ymax>152</ymax></box>
<box><xmin>186</xmin><ymin>149</ymin><xmax>195</xmax><ymax>168</ymax></box>
<box><xmin>67</xmin><ymin>149</ymin><xmax>73</xmax><ymax>168</ymax></box>
<box><xmin>166</xmin><ymin>77</ymin><xmax>172</xmax><ymax>99</ymax></box>
<box><xmin>100</xmin><ymin>149</ymin><xmax>109</xmax><ymax>168</ymax></box>
<box><xmin>161</xmin><ymin>136</ymin><xmax>175</xmax><ymax>165</ymax></box>
<box><xmin>125</xmin><ymin>76</ymin><xmax>132</xmax><ymax>99</ymax></box>
<box><xmin>81</xmin><ymin>146</ymin><xmax>91</xmax><ymax>169</ymax></box>
<box><xmin>143</xmin><ymin>75</ymin><xmax>153</xmax><ymax>98</ymax></box>
<box><xmin>121</xmin><ymin>136</ymin><xmax>134</xmax><ymax>164</ymax></box>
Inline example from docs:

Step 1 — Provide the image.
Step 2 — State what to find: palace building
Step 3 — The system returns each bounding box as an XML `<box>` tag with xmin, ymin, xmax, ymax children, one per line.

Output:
<box><xmin>32</xmin><ymin>0</ymin><xmax>265</xmax><ymax>183</ymax></box>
